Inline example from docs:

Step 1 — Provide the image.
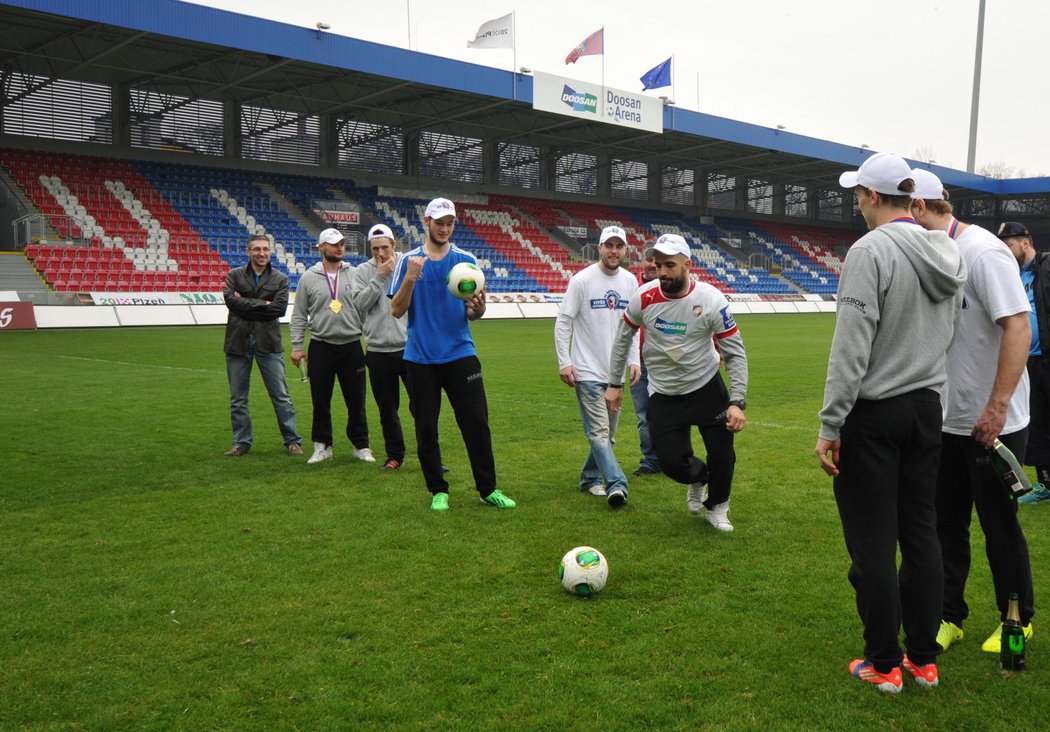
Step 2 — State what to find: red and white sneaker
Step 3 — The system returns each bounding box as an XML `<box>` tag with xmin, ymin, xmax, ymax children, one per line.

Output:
<box><xmin>849</xmin><ymin>659</ymin><xmax>902</xmax><ymax>694</ymax></box>
<box><xmin>902</xmin><ymin>656</ymin><xmax>939</xmax><ymax>687</ymax></box>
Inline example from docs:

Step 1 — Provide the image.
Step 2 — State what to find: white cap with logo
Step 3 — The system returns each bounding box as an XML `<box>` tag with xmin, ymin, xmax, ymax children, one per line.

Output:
<box><xmin>599</xmin><ymin>225</ymin><xmax>627</xmax><ymax>245</ymax></box>
<box><xmin>424</xmin><ymin>198</ymin><xmax>457</xmax><ymax>220</ymax></box>
<box><xmin>644</xmin><ymin>233</ymin><xmax>691</xmax><ymax>259</ymax></box>
<box><xmin>317</xmin><ymin>228</ymin><xmax>344</xmax><ymax>247</ymax></box>
<box><xmin>839</xmin><ymin>152</ymin><xmax>914</xmax><ymax>196</ymax></box>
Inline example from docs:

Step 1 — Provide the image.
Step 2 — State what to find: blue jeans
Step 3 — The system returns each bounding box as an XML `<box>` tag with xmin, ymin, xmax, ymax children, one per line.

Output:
<box><xmin>576</xmin><ymin>380</ymin><xmax>628</xmax><ymax>495</ymax></box>
<box><xmin>630</xmin><ymin>362</ymin><xmax>660</xmax><ymax>471</ymax></box>
<box><xmin>226</xmin><ymin>343</ymin><xmax>300</xmax><ymax>450</ymax></box>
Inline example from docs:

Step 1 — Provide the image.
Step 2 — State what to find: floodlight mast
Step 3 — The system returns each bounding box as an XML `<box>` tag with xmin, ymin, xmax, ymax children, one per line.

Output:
<box><xmin>966</xmin><ymin>0</ymin><xmax>985</xmax><ymax>173</ymax></box>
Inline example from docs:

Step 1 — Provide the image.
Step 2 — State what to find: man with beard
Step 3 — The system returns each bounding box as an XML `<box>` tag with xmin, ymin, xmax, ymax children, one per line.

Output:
<box><xmin>290</xmin><ymin>228</ymin><xmax>375</xmax><ymax>465</ymax></box>
<box><xmin>388</xmin><ymin>198</ymin><xmax>516</xmax><ymax>511</ymax></box>
<box><xmin>555</xmin><ymin>225</ymin><xmax>640</xmax><ymax>507</ymax></box>
<box><xmin>606</xmin><ymin>233</ymin><xmax>748</xmax><ymax>531</ymax></box>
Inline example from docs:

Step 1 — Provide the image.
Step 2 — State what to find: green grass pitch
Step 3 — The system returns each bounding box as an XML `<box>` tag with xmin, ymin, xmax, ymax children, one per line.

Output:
<box><xmin>1</xmin><ymin>315</ymin><xmax>1048</xmax><ymax>730</ymax></box>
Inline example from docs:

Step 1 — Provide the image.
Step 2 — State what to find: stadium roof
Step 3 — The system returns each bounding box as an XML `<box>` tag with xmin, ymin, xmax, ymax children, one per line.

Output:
<box><xmin>3</xmin><ymin>0</ymin><xmax>1049</xmax><ymax>201</ymax></box>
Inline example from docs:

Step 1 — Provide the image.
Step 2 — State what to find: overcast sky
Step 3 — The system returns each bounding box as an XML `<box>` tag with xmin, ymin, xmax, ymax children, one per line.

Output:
<box><xmin>191</xmin><ymin>0</ymin><xmax>1049</xmax><ymax>177</ymax></box>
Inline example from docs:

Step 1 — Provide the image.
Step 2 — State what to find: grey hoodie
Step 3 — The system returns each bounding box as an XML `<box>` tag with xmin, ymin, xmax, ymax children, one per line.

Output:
<box><xmin>819</xmin><ymin>221</ymin><xmax>967</xmax><ymax>441</ymax></box>
<box><xmin>351</xmin><ymin>254</ymin><xmax>407</xmax><ymax>353</ymax></box>
<box><xmin>290</xmin><ymin>261</ymin><xmax>363</xmax><ymax>349</ymax></box>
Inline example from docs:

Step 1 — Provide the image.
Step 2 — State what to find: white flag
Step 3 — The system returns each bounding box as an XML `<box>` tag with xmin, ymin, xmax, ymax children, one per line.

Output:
<box><xmin>468</xmin><ymin>13</ymin><xmax>514</xmax><ymax>49</ymax></box>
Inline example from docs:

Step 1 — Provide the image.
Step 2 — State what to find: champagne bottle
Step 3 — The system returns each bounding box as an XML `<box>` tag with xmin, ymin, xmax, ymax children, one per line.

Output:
<box><xmin>1000</xmin><ymin>593</ymin><xmax>1025</xmax><ymax>671</ymax></box>
<box><xmin>989</xmin><ymin>439</ymin><xmax>1032</xmax><ymax>500</ymax></box>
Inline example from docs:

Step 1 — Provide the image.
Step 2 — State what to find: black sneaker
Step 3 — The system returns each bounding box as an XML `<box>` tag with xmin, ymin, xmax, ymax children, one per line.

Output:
<box><xmin>633</xmin><ymin>465</ymin><xmax>660</xmax><ymax>476</ymax></box>
<box><xmin>607</xmin><ymin>489</ymin><xmax>628</xmax><ymax>508</ymax></box>
<box><xmin>382</xmin><ymin>458</ymin><xmax>401</xmax><ymax>471</ymax></box>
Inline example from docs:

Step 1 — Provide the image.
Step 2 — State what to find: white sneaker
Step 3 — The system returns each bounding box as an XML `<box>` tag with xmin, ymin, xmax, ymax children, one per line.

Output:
<box><xmin>352</xmin><ymin>447</ymin><xmax>376</xmax><ymax>463</ymax></box>
<box><xmin>687</xmin><ymin>482</ymin><xmax>708</xmax><ymax>515</ymax></box>
<box><xmin>705</xmin><ymin>500</ymin><xmax>733</xmax><ymax>532</ymax></box>
<box><xmin>581</xmin><ymin>483</ymin><xmax>607</xmax><ymax>496</ymax></box>
<box><xmin>307</xmin><ymin>442</ymin><xmax>332</xmax><ymax>464</ymax></box>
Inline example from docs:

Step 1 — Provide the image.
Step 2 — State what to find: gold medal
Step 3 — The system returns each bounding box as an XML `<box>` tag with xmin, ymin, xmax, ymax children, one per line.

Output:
<box><xmin>329</xmin><ymin>299</ymin><xmax>343</xmax><ymax>314</ymax></box>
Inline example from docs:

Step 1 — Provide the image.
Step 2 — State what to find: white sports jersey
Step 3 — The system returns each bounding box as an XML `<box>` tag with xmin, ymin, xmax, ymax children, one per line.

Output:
<box><xmin>623</xmin><ymin>279</ymin><xmax>738</xmax><ymax>395</ymax></box>
<box><xmin>942</xmin><ymin>224</ymin><xmax>1031</xmax><ymax>435</ymax></box>
<box><xmin>556</xmin><ymin>263</ymin><xmax>638</xmax><ymax>382</ymax></box>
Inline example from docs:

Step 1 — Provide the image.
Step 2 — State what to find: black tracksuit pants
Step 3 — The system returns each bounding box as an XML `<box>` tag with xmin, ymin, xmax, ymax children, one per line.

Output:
<box><xmin>937</xmin><ymin>429</ymin><xmax>1035</xmax><ymax>628</ymax></box>
<box><xmin>833</xmin><ymin>389</ymin><xmax>944</xmax><ymax>671</ymax></box>
<box><xmin>365</xmin><ymin>349</ymin><xmax>409</xmax><ymax>464</ymax></box>
<box><xmin>406</xmin><ymin>355</ymin><xmax>496</xmax><ymax>497</ymax></box>
<box><xmin>307</xmin><ymin>338</ymin><xmax>369</xmax><ymax>449</ymax></box>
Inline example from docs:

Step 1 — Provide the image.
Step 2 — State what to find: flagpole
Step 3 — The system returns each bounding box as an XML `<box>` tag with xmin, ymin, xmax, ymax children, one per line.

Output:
<box><xmin>671</xmin><ymin>53</ymin><xmax>675</xmax><ymax>103</ymax></box>
<box><xmin>601</xmin><ymin>26</ymin><xmax>605</xmax><ymax>121</ymax></box>
<box><xmin>406</xmin><ymin>0</ymin><xmax>411</xmax><ymax>50</ymax></box>
<box><xmin>512</xmin><ymin>11</ymin><xmax>517</xmax><ymax>100</ymax></box>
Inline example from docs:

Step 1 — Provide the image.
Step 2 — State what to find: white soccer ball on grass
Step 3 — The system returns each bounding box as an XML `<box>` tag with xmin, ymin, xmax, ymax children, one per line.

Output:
<box><xmin>559</xmin><ymin>546</ymin><xmax>608</xmax><ymax>597</ymax></box>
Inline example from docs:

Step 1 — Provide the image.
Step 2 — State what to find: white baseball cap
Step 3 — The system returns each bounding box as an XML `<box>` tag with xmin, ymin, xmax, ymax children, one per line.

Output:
<box><xmin>317</xmin><ymin>228</ymin><xmax>344</xmax><ymax>247</ymax></box>
<box><xmin>644</xmin><ymin>233</ymin><xmax>691</xmax><ymax>259</ymax></box>
<box><xmin>424</xmin><ymin>198</ymin><xmax>456</xmax><ymax>220</ymax></box>
<box><xmin>367</xmin><ymin>223</ymin><xmax>395</xmax><ymax>241</ymax></box>
<box><xmin>909</xmin><ymin>169</ymin><xmax>945</xmax><ymax>200</ymax></box>
<box><xmin>839</xmin><ymin>152</ymin><xmax>914</xmax><ymax>196</ymax></box>
<box><xmin>599</xmin><ymin>225</ymin><xmax>627</xmax><ymax>245</ymax></box>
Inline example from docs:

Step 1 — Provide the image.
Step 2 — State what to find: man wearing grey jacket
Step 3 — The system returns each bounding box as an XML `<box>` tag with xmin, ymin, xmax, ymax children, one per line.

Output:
<box><xmin>352</xmin><ymin>224</ymin><xmax>410</xmax><ymax>471</ymax></box>
<box><xmin>816</xmin><ymin>153</ymin><xmax>966</xmax><ymax>693</ymax></box>
<box><xmin>290</xmin><ymin>228</ymin><xmax>374</xmax><ymax>465</ymax></box>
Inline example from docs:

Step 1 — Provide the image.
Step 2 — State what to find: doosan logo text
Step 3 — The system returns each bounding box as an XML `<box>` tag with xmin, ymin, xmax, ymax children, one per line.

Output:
<box><xmin>561</xmin><ymin>85</ymin><xmax>598</xmax><ymax>114</ymax></box>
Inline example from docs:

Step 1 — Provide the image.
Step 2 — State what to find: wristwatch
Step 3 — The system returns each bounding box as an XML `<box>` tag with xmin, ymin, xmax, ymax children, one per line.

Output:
<box><xmin>729</xmin><ymin>399</ymin><xmax>746</xmax><ymax>411</ymax></box>
<box><xmin>607</xmin><ymin>383</ymin><xmax>624</xmax><ymax>389</ymax></box>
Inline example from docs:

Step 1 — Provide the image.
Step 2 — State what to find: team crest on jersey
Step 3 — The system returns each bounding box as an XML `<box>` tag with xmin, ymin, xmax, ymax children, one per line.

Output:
<box><xmin>590</xmin><ymin>290</ymin><xmax>628</xmax><ymax>311</ymax></box>
<box><xmin>654</xmin><ymin>317</ymin><xmax>687</xmax><ymax>335</ymax></box>
<box><xmin>692</xmin><ymin>305</ymin><xmax>703</xmax><ymax>317</ymax></box>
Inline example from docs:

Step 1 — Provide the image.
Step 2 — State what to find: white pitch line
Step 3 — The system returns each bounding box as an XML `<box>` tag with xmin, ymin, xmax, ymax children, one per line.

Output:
<box><xmin>57</xmin><ymin>355</ymin><xmax>222</xmax><ymax>375</ymax></box>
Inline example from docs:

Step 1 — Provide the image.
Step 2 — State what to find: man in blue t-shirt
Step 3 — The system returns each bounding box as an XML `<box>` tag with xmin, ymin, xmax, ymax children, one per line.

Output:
<box><xmin>388</xmin><ymin>197</ymin><xmax>516</xmax><ymax>511</ymax></box>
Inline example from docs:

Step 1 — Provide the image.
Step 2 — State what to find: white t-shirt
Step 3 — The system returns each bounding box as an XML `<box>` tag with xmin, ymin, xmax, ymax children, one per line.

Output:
<box><xmin>942</xmin><ymin>224</ymin><xmax>1031</xmax><ymax>436</ymax></box>
<box><xmin>623</xmin><ymin>279</ymin><xmax>737</xmax><ymax>396</ymax></box>
<box><xmin>556</xmin><ymin>263</ymin><xmax>638</xmax><ymax>382</ymax></box>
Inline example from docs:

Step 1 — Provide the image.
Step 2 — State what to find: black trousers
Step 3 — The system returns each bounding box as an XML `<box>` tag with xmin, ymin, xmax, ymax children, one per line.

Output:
<box><xmin>834</xmin><ymin>390</ymin><xmax>943</xmax><ymax>671</ymax></box>
<box><xmin>647</xmin><ymin>374</ymin><xmax>735</xmax><ymax>506</ymax></box>
<box><xmin>937</xmin><ymin>429</ymin><xmax>1035</xmax><ymax>627</ymax></box>
<box><xmin>1025</xmin><ymin>356</ymin><xmax>1050</xmax><ymax>470</ymax></box>
<box><xmin>365</xmin><ymin>349</ymin><xmax>409</xmax><ymax>463</ymax></box>
<box><xmin>406</xmin><ymin>355</ymin><xmax>495</xmax><ymax>497</ymax></box>
<box><xmin>307</xmin><ymin>338</ymin><xmax>369</xmax><ymax>449</ymax></box>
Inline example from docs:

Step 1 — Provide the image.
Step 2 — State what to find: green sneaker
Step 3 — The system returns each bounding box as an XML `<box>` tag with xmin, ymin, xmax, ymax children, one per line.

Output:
<box><xmin>480</xmin><ymin>489</ymin><xmax>516</xmax><ymax>509</ymax></box>
<box><xmin>936</xmin><ymin>620</ymin><xmax>964</xmax><ymax>651</ymax></box>
<box><xmin>431</xmin><ymin>493</ymin><xmax>449</xmax><ymax>512</ymax></box>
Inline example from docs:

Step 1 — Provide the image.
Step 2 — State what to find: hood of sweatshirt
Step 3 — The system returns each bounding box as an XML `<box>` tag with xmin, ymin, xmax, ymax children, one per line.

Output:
<box><xmin>879</xmin><ymin>224</ymin><xmax>966</xmax><ymax>302</ymax></box>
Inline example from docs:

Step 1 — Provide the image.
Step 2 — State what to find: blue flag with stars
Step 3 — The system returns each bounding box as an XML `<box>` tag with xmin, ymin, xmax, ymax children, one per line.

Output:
<box><xmin>640</xmin><ymin>57</ymin><xmax>672</xmax><ymax>91</ymax></box>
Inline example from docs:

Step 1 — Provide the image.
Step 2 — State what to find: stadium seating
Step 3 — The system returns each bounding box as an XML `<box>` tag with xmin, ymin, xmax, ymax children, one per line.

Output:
<box><xmin>2</xmin><ymin>147</ymin><xmax>846</xmax><ymax>297</ymax></box>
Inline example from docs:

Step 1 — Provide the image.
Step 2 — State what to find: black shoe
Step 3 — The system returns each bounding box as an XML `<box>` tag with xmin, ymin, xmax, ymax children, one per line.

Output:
<box><xmin>607</xmin><ymin>490</ymin><xmax>627</xmax><ymax>508</ymax></box>
<box><xmin>441</xmin><ymin>464</ymin><xmax>450</xmax><ymax>473</ymax></box>
<box><xmin>382</xmin><ymin>458</ymin><xmax>402</xmax><ymax>471</ymax></box>
<box><xmin>633</xmin><ymin>465</ymin><xmax>660</xmax><ymax>476</ymax></box>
